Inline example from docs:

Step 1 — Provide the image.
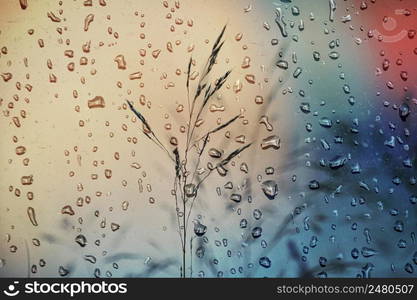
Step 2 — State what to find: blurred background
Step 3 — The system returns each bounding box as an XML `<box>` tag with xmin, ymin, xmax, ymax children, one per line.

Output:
<box><xmin>0</xmin><ymin>0</ymin><xmax>416</xmax><ymax>277</ymax></box>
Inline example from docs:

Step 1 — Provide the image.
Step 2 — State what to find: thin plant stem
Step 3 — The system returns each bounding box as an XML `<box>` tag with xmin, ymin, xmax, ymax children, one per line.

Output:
<box><xmin>182</xmin><ymin>188</ymin><xmax>187</xmax><ymax>277</ymax></box>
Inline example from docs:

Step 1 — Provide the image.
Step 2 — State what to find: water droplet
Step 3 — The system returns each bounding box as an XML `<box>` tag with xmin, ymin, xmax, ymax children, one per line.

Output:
<box><xmin>404</xmin><ymin>263</ymin><xmax>414</xmax><ymax>274</ymax></box>
<box><xmin>208</xmin><ymin>148</ymin><xmax>222</xmax><ymax>158</ymax></box>
<box><xmin>275</xmin><ymin>8</ymin><xmax>288</xmax><ymax>37</ymax></box>
<box><xmin>21</xmin><ymin>175</ymin><xmax>33</xmax><ymax>185</ymax></box>
<box><xmin>19</xmin><ymin>0</ymin><xmax>28</xmax><ymax>9</ymax></box>
<box><xmin>399</xmin><ymin>103</ymin><xmax>410</xmax><ymax>121</ymax></box>
<box><xmin>255</xmin><ymin>95</ymin><xmax>264</xmax><ymax>105</ymax></box>
<box><xmin>252</xmin><ymin>227</ymin><xmax>262</xmax><ymax>238</ymax></box>
<box><xmin>253</xmin><ymin>209</ymin><xmax>262</xmax><ymax>220</ymax></box>
<box><xmin>59</xmin><ymin>266</ymin><xmax>69</xmax><ymax>276</ymax></box>
<box><xmin>312</xmin><ymin>51</ymin><xmax>321</xmax><ymax>61</ymax></box>
<box><xmin>261</xmin><ymin>135</ymin><xmax>280</xmax><ymax>150</ymax></box>
<box><xmin>329</xmin><ymin>51</ymin><xmax>339</xmax><ymax>59</ymax></box>
<box><xmin>111</xmin><ymin>223</ymin><xmax>120</xmax><ymax>232</ymax></box>
<box><xmin>261</xmin><ymin>180</ymin><xmax>278</xmax><ymax>200</ymax></box>
<box><xmin>240</xmin><ymin>162</ymin><xmax>249</xmax><ymax>173</ymax></box>
<box><xmin>276</xmin><ymin>60</ymin><xmax>288</xmax><ymax>70</ymax></box>
<box><xmin>309</xmin><ymin>180</ymin><xmax>320</xmax><ymax>190</ymax></box>
<box><xmin>259</xmin><ymin>256</ymin><xmax>271</xmax><ymax>268</ymax></box>
<box><xmin>233</xmin><ymin>80</ymin><xmax>242</xmax><ymax>93</ymax></box>
<box><xmin>1</xmin><ymin>73</ymin><xmax>13</xmax><ymax>82</ymax></box>
<box><xmin>61</xmin><ymin>205</ymin><xmax>75</xmax><ymax>215</ymax></box>
<box><xmin>185</xmin><ymin>183</ymin><xmax>196</xmax><ymax>197</ymax></box>
<box><xmin>307</xmin><ymin>237</ymin><xmax>317</xmax><ymax>249</ymax></box>
<box><xmin>114</xmin><ymin>55</ymin><xmax>127</xmax><ymax>70</ymax></box>
<box><xmin>259</xmin><ymin>116</ymin><xmax>273</xmax><ymax>131</ymax></box>
<box><xmin>196</xmin><ymin>246</ymin><xmax>205</xmax><ymax>258</ymax></box>
<box><xmin>230</xmin><ymin>193</ymin><xmax>242</xmax><ymax>203</ymax></box>
<box><xmin>329</xmin><ymin>155</ymin><xmax>347</xmax><ymax>169</ymax></box>
<box><xmin>245</xmin><ymin>74</ymin><xmax>255</xmax><ymax>84</ymax></box>
<box><xmin>84</xmin><ymin>14</ymin><xmax>95</xmax><ymax>31</ymax></box>
<box><xmin>152</xmin><ymin>49</ymin><xmax>161</xmax><ymax>59</ymax></box>
<box><xmin>300</xmin><ymin>102</ymin><xmax>311</xmax><ymax>113</ymax></box>
<box><xmin>88</xmin><ymin>96</ymin><xmax>105</xmax><ymax>109</ymax></box>
<box><xmin>75</xmin><ymin>234</ymin><xmax>87</xmax><ymax>247</ymax></box>
<box><xmin>293</xmin><ymin>67</ymin><xmax>302</xmax><ymax>78</ymax></box>
<box><xmin>319</xmin><ymin>117</ymin><xmax>332</xmax><ymax>128</ymax></box>
<box><xmin>0</xmin><ymin>259</ymin><xmax>5</xmax><ymax>269</ymax></box>
<box><xmin>27</xmin><ymin>207</ymin><xmax>38</xmax><ymax>226</ymax></box>
<box><xmin>394</xmin><ymin>221</ymin><xmax>404</xmax><ymax>232</ymax></box>
<box><xmin>104</xmin><ymin>169</ymin><xmax>112</xmax><ymax>179</ymax></box>
<box><xmin>47</xmin><ymin>11</ymin><xmax>61</xmax><ymax>23</ymax></box>
<box><xmin>361</xmin><ymin>247</ymin><xmax>377</xmax><ymax>258</ymax></box>
<box><xmin>84</xmin><ymin>255</ymin><xmax>96</xmax><ymax>264</ymax></box>
<box><xmin>241</xmin><ymin>56</ymin><xmax>251</xmax><ymax>69</ymax></box>
<box><xmin>329</xmin><ymin>0</ymin><xmax>336</xmax><ymax>22</ymax></box>
<box><xmin>194</xmin><ymin>221</ymin><xmax>207</xmax><ymax>236</ymax></box>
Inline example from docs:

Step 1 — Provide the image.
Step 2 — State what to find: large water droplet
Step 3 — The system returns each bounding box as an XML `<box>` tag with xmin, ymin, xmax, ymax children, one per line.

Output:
<box><xmin>261</xmin><ymin>180</ymin><xmax>278</xmax><ymax>200</ymax></box>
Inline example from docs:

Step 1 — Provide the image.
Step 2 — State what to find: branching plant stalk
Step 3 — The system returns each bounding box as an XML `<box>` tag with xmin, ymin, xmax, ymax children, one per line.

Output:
<box><xmin>128</xmin><ymin>25</ymin><xmax>252</xmax><ymax>278</ymax></box>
